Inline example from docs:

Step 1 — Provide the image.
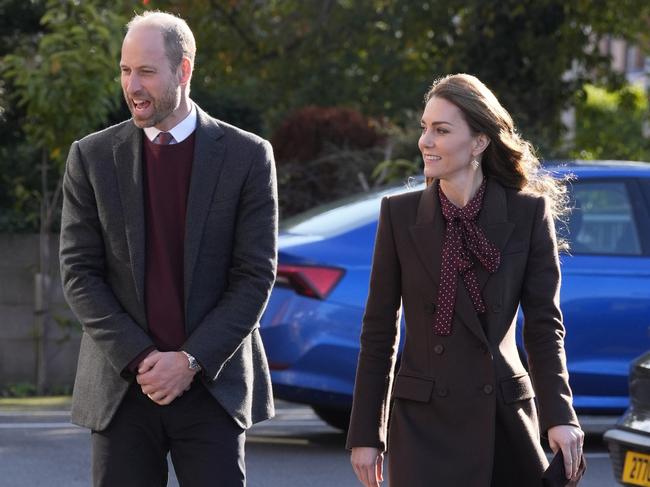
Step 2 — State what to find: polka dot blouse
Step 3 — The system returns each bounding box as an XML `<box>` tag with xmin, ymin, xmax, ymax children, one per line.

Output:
<box><xmin>433</xmin><ymin>179</ymin><xmax>501</xmax><ymax>336</ymax></box>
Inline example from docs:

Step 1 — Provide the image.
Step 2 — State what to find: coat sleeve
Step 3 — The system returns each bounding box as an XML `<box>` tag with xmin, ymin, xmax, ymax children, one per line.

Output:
<box><xmin>181</xmin><ymin>140</ymin><xmax>278</xmax><ymax>381</ymax></box>
<box><xmin>521</xmin><ymin>196</ymin><xmax>579</xmax><ymax>433</ymax></box>
<box><xmin>59</xmin><ymin>141</ymin><xmax>154</xmax><ymax>375</ymax></box>
<box><xmin>346</xmin><ymin>196</ymin><xmax>401</xmax><ymax>451</ymax></box>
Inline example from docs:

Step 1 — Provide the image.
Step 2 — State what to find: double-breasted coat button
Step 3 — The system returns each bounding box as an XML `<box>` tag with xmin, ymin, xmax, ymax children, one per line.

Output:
<box><xmin>433</xmin><ymin>344</ymin><xmax>444</xmax><ymax>355</ymax></box>
<box><xmin>436</xmin><ymin>386</ymin><xmax>449</xmax><ymax>397</ymax></box>
<box><xmin>483</xmin><ymin>384</ymin><xmax>494</xmax><ymax>395</ymax></box>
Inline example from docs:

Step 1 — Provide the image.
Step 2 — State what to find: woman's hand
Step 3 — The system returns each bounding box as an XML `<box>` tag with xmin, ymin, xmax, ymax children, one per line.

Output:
<box><xmin>548</xmin><ymin>424</ymin><xmax>585</xmax><ymax>481</ymax></box>
<box><xmin>351</xmin><ymin>447</ymin><xmax>384</xmax><ymax>487</ymax></box>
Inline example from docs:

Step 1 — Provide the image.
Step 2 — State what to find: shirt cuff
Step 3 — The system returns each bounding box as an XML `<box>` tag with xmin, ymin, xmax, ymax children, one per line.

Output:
<box><xmin>124</xmin><ymin>346</ymin><xmax>156</xmax><ymax>376</ymax></box>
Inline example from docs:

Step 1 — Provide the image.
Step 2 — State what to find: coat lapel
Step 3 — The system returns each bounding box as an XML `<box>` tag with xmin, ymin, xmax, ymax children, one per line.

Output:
<box><xmin>409</xmin><ymin>182</ymin><xmax>444</xmax><ymax>288</ymax></box>
<box><xmin>475</xmin><ymin>178</ymin><xmax>515</xmax><ymax>292</ymax></box>
<box><xmin>183</xmin><ymin>106</ymin><xmax>226</xmax><ymax>308</ymax></box>
<box><xmin>113</xmin><ymin>122</ymin><xmax>146</xmax><ymax>306</ymax></box>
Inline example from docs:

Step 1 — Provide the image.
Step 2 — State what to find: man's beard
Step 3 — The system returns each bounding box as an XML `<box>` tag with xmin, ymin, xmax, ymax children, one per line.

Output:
<box><xmin>124</xmin><ymin>81</ymin><xmax>180</xmax><ymax>128</ymax></box>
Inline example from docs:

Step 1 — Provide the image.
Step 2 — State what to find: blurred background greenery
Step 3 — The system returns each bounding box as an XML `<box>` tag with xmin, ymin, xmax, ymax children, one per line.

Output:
<box><xmin>2</xmin><ymin>0</ymin><xmax>650</xmax><ymax>229</ymax></box>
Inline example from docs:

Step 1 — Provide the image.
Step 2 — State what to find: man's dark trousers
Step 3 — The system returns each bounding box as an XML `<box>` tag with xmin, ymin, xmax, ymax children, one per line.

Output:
<box><xmin>92</xmin><ymin>381</ymin><xmax>245</xmax><ymax>487</ymax></box>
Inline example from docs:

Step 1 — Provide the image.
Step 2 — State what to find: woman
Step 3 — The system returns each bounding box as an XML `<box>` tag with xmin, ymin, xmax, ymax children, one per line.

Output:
<box><xmin>347</xmin><ymin>74</ymin><xmax>584</xmax><ymax>487</ymax></box>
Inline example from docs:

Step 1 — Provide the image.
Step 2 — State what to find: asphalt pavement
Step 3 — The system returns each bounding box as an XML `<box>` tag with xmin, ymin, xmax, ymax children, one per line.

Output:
<box><xmin>0</xmin><ymin>400</ymin><xmax>620</xmax><ymax>487</ymax></box>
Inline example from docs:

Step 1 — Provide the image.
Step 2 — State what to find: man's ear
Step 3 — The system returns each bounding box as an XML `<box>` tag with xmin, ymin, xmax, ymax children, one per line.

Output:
<box><xmin>178</xmin><ymin>57</ymin><xmax>192</xmax><ymax>85</ymax></box>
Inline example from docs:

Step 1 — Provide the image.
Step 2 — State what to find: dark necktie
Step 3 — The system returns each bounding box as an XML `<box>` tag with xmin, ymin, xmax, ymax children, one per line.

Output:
<box><xmin>156</xmin><ymin>131</ymin><xmax>174</xmax><ymax>145</ymax></box>
<box><xmin>433</xmin><ymin>180</ymin><xmax>501</xmax><ymax>336</ymax></box>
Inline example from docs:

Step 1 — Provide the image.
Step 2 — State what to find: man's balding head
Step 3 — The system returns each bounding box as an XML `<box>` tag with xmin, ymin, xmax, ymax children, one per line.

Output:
<box><xmin>126</xmin><ymin>11</ymin><xmax>196</xmax><ymax>74</ymax></box>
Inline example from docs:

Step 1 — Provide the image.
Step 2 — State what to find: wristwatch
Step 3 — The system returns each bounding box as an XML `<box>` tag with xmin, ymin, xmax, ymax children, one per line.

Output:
<box><xmin>181</xmin><ymin>351</ymin><xmax>202</xmax><ymax>372</ymax></box>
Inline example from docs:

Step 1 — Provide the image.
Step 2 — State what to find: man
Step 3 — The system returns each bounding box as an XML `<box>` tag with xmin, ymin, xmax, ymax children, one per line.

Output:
<box><xmin>59</xmin><ymin>11</ymin><xmax>277</xmax><ymax>486</ymax></box>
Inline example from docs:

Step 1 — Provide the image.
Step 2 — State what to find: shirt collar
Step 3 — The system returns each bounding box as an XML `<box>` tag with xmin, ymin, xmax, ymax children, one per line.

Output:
<box><xmin>143</xmin><ymin>103</ymin><xmax>197</xmax><ymax>143</ymax></box>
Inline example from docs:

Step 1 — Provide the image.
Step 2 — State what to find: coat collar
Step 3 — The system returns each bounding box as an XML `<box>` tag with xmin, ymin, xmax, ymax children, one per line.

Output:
<box><xmin>409</xmin><ymin>178</ymin><xmax>515</xmax><ymax>344</ymax></box>
<box><xmin>112</xmin><ymin>105</ymin><xmax>227</xmax><ymax>314</ymax></box>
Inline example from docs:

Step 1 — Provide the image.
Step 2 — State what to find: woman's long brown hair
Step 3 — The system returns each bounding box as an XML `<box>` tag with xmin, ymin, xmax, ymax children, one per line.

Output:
<box><xmin>423</xmin><ymin>74</ymin><xmax>569</xmax><ymax>231</ymax></box>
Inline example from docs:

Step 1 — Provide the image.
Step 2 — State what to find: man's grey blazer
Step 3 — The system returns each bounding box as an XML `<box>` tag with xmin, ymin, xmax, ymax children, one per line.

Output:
<box><xmin>59</xmin><ymin>105</ymin><xmax>277</xmax><ymax>431</ymax></box>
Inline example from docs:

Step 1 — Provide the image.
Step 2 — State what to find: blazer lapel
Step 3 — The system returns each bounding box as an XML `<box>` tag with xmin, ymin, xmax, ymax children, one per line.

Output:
<box><xmin>409</xmin><ymin>182</ymin><xmax>444</xmax><ymax>288</ymax></box>
<box><xmin>113</xmin><ymin>122</ymin><xmax>146</xmax><ymax>306</ymax></box>
<box><xmin>183</xmin><ymin>106</ymin><xmax>226</xmax><ymax>308</ymax></box>
<box><xmin>475</xmin><ymin>178</ymin><xmax>515</xmax><ymax>292</ymax></box>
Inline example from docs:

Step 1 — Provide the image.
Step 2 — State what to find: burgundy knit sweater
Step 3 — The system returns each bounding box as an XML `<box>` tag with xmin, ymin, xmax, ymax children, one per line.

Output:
<box><xmin>142</xmin><ymin>133</ymin><xmax>195</xmax><ymax>351</ymax></box>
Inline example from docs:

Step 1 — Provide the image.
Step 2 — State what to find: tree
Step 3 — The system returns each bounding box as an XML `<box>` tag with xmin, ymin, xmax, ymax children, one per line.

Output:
<box><xmin>4</xmin><ymin>1</ymin><xmax>650</xmax><ymax>226</ymax></box>
<box><xmin>2</xmin><ymin>0</ymin><xmax>125</xmax><ymax>393</ymax></box>
<box><xmin>571</xmin><ymin>83</ymin><xmax>650</xmax><ymax>161</ymax></box>
<box><xmin>150</xmin><ymin>0</ymin><xmax>650</xmax><ymax>156</ymax></box>
<box><xmin>270</xmin><ymin>106</ymin><xmax>388</xmax><ymax>216</ymax></box>
<box><xmin>0</xmin><ymin>0</ymin><xmax>47</xmax><ymax>232</ymax></box>
<box><xmin>436</xmin><ymin>0</ymin><xmax>649</xmax><ymax>155</ymax></box>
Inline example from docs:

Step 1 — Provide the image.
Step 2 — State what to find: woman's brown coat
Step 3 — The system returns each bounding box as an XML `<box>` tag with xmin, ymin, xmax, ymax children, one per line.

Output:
<box><xmin>346</xmin><ymin>179</ymin><xmax>580</xmax><ymax>486</ymax></box>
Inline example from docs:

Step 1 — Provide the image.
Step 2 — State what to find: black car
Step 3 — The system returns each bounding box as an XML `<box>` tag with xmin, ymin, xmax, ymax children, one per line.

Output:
<box><xmin>605</xmin><ymin>351</ymin><xmax>650</xmax><ymax>486</ymax></box>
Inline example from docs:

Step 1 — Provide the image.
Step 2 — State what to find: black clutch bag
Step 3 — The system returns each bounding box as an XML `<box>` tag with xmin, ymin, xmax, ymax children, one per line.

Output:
<box><xmin>542</xmin><ymin>450</ymin><xmax>587</xmax><ymax>487</ymax></box>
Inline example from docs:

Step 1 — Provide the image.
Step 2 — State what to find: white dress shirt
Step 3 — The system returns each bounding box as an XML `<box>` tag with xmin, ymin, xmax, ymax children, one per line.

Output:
<box><xmin>143</xmin><ymin>103</ymin><xmax>197</xmax><ymax>144</ymax></box>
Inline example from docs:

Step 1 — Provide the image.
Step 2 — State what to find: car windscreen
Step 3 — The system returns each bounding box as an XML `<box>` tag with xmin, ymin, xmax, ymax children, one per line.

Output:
<box><xmin>281</xmin><ymin>179</ymin><xmax>424</xmax><ymax>237</ymax></box>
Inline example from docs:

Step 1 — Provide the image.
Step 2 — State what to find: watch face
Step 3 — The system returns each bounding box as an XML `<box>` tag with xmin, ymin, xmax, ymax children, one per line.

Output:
<box><xmin>183</xmin><ymin>352</ymin><xmax>200</xmax><ymax>370</ymax></box>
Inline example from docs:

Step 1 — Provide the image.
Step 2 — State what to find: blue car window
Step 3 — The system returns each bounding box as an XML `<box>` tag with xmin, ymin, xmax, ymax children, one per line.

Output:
<box><xmin>282</xmin><ymin>180</ymin><xmax>423</xmax><ymax>237</ymax></box>
<box><xmin>570</xmin><ymin>181</ymin><xmax>642</xmax><ymax>255</ymax></box>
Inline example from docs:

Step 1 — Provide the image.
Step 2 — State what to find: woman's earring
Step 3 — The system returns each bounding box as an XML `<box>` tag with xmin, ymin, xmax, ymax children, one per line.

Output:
<box><xmin>471</xmin><ymin>157</ymin><xmax>480</xmax><ymax>170</ymax></box>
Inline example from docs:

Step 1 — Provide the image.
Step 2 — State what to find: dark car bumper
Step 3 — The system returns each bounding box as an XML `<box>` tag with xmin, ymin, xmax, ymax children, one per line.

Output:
<box><xmin>604</xmin><ymin>351</ymin><xmax>650</xmax><ymax>486</ymax></box>
<box><xmin>605</xmin><ymin>428</ymin><xmax>650</xmax><ymax>485</ymax></box>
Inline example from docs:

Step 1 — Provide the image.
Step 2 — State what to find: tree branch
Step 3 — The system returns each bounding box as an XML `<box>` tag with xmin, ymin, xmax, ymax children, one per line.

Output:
<box><xmin>209</xmin><ymin>0</ymin><xmax>336</xmax><ymax>63</ymax></box>
<box><xmin>210</xmin><ymin>0</ymin><xmax>262</xmax><ymax>56</ymax></box>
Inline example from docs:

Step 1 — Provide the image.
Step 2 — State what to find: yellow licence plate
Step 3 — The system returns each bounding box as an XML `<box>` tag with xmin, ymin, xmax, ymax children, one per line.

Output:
<box><xmin>622</xmin><ymin>451</ymin><xmax>650</xmax><ymax>486</ymax></box>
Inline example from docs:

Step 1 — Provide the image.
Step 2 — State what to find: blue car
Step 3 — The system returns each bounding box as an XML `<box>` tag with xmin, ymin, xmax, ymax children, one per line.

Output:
<box><xmin>260</xmin><ymin>161</ymin><xmax>650</xmax><ymax>430</ymax></box>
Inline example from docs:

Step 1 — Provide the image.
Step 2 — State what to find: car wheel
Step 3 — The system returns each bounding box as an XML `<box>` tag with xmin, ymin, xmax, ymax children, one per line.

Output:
<box><xmin>312</xmin><ymin>406</ymin><xmax>351</xmax><ymax>431</ymax></box>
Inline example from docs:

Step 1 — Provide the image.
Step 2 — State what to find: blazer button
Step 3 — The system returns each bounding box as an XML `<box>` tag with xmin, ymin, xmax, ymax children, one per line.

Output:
<box><xmin>433</xmin><ymin>344</ymin><xmax>445</xmax><ymax>355</ymax></box>
<box><xmin>483</xmin><ymin>384</ymin><xmax>494</xmax><ymax>395</ymax></box>
<box><xmin>436</xmin><ymin>386</ymin><xmax>449</xmax><ymax>397</ymax></box>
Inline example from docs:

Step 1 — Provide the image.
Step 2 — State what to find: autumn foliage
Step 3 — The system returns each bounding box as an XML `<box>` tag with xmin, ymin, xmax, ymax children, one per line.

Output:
<box><xmin>271</xmin><ymin>106</ymin><xmax>387</xmax><ymax>217</ymax></box>
<box><xmin>272</xmin><ymin>106</ymin><xmax>385</xmax><ymax>163</ymax></box>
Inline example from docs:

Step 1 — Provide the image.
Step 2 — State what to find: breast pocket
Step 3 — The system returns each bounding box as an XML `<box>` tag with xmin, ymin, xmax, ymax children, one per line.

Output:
<box><xmin>209</xmin><ymin>194</ymin><xmax>239</xmax><ymax>211</ymax></box>
<box><xmin>201</xmin><ymin>197</ymin><xmax>238</xmax><ymax>259</ymax></box>
<box><xmin>502</xmin><ymin>241</ymin><xmax>526</xmax><ymax>256</ymax></box>
<box><xmin>205</xmin><ymin>195</ymin><xmax>239</xmax><ymax>227</ymax></box>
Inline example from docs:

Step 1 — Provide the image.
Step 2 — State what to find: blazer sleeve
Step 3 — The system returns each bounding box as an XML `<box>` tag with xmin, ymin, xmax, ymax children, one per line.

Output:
<box><xmin>346</xmin><ymin>196</ymin><xmax>401</xmax><ymax>451</ymax></box>
<box><xmin>181</xmin><ymin>140</ymin><xmax>278</xmax><ymax>381</ymax></box>
<box><xmin>59</xmin><ymin>141</ymin><xmax>154</xmax><ymax>375</ymax></box>
<box><xmin>521</xmin><ymin>195</ymin><xmax>579</xmax><ymax>433</ymax></box>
